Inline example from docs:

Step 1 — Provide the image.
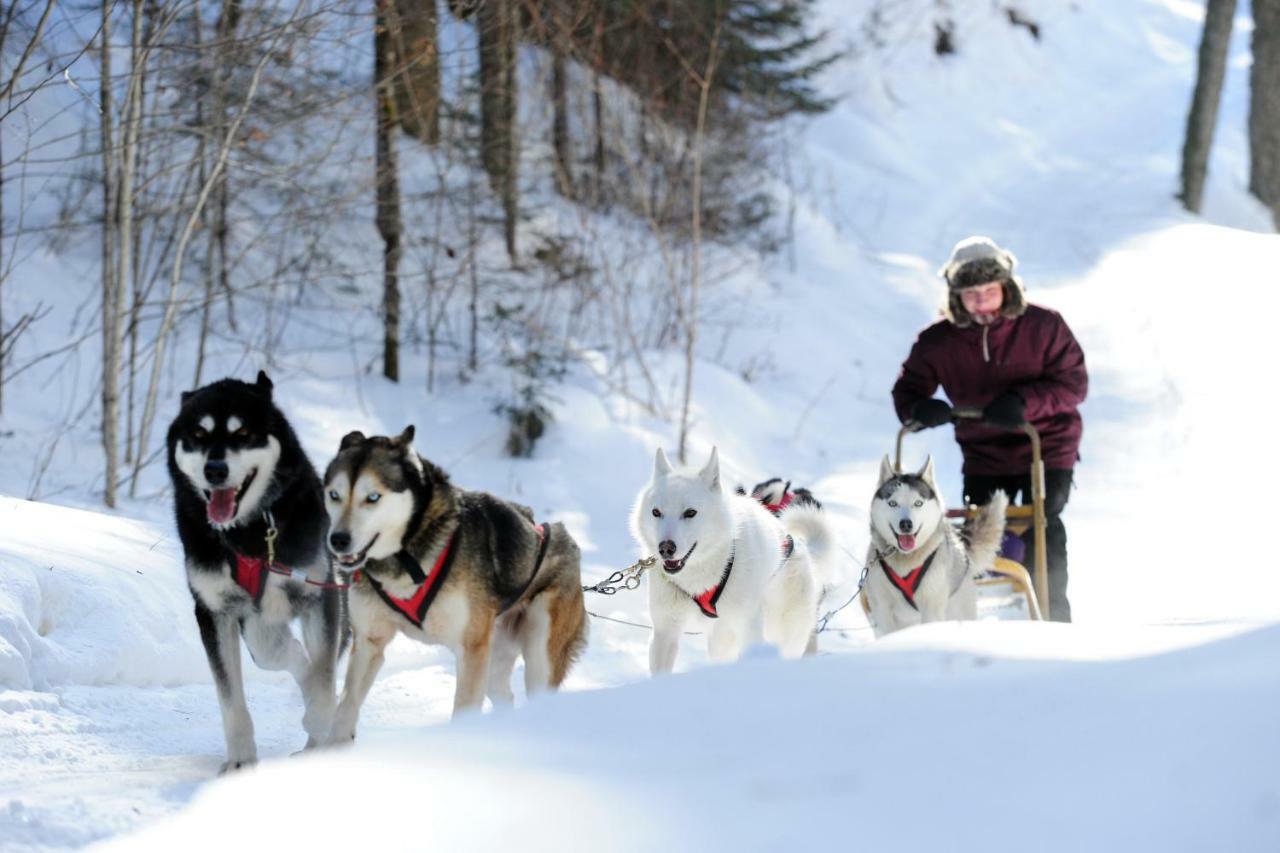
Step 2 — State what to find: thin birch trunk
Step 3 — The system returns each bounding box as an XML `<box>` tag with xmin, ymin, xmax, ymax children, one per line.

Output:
<box><xmin>120</xmin><ymin>0</ymin><xmax>145</xmax><ymax>466</ymax></box>
<box><xmin>129</xmin><ymin>23</ymin><xmax>280</xmax><ymax>495</ymax></box>
<box><xmin>101</xmin><ymin>1</ymin><xmax>121</xmax><ymax>507</ymax></box>
<box><xmin>0</xmin><ymin>0</ymin><xmax>56</xmax><ymax>414</ymax></box>
<box><xmin>193</xmin><ymin>0</ymin><xmax>213</xmax><ymax>385</ymax></box>
<box><xmin>677</xmin><ymin>22</ymin><xmax>722</xmax><ymax>465</ymax></box>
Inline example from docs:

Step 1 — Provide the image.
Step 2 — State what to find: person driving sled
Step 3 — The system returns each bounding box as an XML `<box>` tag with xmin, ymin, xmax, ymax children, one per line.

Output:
<box><xmin>891</xmin><ymin>236</ymin><xmax>1087</xmax><ymax>622</ymax></box>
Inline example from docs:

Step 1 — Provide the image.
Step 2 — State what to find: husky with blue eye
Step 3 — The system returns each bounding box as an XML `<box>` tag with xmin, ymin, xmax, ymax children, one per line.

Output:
<box><xmin>864</xmin><ymin>455</ymin><xmax>1007</xmax><ymax>636</ymax></box>
<box><xmin>321</xmin><ymin>427</ymin><xmax>587</xmax><ymax>742</ymax></box>
<box><xmin>167</xmin><ymin>371</ymin><xmax>342</xmax><ymax>774</ymax></box>
<box><xmin>630</xmin><ymin>447</ymin><xmax>839</xmax><ymax>674</ymax></box>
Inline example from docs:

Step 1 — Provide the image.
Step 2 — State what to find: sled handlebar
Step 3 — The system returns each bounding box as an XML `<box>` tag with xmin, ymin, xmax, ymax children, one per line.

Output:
<box><xmin>895</xmin><ymin>407</ymin><xmax>1050</xmax><ymax>619</ymax></box>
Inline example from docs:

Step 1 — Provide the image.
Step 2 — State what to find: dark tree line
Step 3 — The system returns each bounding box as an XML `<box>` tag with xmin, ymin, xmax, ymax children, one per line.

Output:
<box><xmin>0</xmin><ymin>0</ymin><xmax>840</xmax><ymax>501</ymax></box>
<box><xmin>1180</xmin><ymin>0</ymin><xmax>1280</xmax><ymax>226</ymax></box>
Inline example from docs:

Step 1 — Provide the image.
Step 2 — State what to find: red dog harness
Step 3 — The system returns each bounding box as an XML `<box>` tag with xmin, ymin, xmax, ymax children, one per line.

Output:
<box><xmin>690</xmin><ymin>535</ymin><xmax>794</xmax><ymax>619</ymax></box>
<box><xmin>692</xmin><ymin>550</ymin><xmax>735</xmax><ymax>618</ymax></box>
<box><xmin>764</xmin><ymin>491</ymin><xmax>794</xmax><ymax>514</ymax></box>
<box><xmin>354</xmin><ymin>534</ymin><xmax>458</xmax><ymax>629</ymax></box>
<box><xmin>356</xmin><ymin>523</ymin><xmax>551</xmax><ymax>628</ymax></box>
<box><xmin>232</xmin><ymin>554</ymin><xmax>269</xmax><ymax>601</ymax></box>
<box><xmin>228</xmin><ymin>511</ymin><xmax>350</xmax><ymax>601</ymax></box>
<box><xmin>879</xmin><ymin>550</ymin><xmax>938</xmax><ymax>611</ymax></box>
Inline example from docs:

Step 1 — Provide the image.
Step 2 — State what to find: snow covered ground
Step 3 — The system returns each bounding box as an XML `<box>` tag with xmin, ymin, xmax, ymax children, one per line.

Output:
<box><xmin>4</xmin><ymin>0</ymin><xmax>1280</xmax><ymax>849</ymax></box>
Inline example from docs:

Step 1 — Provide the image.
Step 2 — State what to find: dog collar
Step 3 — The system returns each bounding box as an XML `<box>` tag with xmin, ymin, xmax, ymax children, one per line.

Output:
<box><xmin>880</xmin><ymin>550</ymin><xmax>938</xmax><ymax>612</ymax></box>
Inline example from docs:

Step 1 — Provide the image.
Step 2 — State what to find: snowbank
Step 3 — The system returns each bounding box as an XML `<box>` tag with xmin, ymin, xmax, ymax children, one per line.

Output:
<box><xmin>109</xmin><ymin>621</ymin><xmax>1280</xmax><ymax>852</ymax></box>
<box><xmin>0</xmin><ymin>497</ymin><xmax>207</xmax><ymax>689</ymax></box>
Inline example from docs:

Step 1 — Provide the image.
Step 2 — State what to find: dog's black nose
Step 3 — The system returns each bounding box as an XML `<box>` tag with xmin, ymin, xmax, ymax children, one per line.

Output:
<box><xmin>204</xmin><ymin>459</ymin><xmax>229</xmax><ymax>485</ymax></box>
<box><xmin>898</xmin><ymin>519</ymin><xmax>913</xmax><ymax>533</ymax></box>
<box><xmin>658</xmin><ymin>539</ymin><xmax>677</xmax><ymax>559</ymax></box>
<box><xmin>330</xmin><ymin>531</ymin><xmax>352</xmax><ymax>552</ymax></box>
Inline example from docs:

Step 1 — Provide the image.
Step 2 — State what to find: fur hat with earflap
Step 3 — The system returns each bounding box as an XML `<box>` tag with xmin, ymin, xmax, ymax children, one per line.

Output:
<box><xmin>938</xmin><ymin>236</ymin><xmax>1027</xmax><ymax>327</ymax></box>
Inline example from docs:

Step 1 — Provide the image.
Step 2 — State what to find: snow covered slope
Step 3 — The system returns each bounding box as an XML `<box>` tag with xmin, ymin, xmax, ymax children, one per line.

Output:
<box><xmin>4</xmin><ymin>0</ymin><xmax>1280</xmax><ymax>849</ymax></box>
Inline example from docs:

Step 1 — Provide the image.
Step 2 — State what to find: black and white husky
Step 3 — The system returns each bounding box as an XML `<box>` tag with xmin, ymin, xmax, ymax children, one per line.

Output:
<box><xmin>167</xmin><ymin>371</ymin><xmax>342</xmax><ymax>773</ymax></box>
<box><xmin>864</xmin><ymin>456</ymin><xmax>1007</xmax><ymax>637</ymax></box>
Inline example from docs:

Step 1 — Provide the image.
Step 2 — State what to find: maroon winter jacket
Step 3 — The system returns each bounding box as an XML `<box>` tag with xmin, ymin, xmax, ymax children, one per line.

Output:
<box><xmin>892</xmin><ymin>304</ymin><xmax>1088</xmax><ymax>475</ymax></box>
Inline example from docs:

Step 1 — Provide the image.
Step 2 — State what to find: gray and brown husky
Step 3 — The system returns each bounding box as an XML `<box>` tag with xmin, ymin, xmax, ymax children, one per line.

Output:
<box><xmin>322</xmin><ymin>427</ymin><xmax>587</xmax><ymax>741</ymax></box>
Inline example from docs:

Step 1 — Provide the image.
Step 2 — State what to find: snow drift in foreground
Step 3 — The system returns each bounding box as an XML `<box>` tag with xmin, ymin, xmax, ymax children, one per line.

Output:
<box><xmin>109</xmin><ymin>621</ymin><xmax>1280</xmax><ymax>853</ymax></box>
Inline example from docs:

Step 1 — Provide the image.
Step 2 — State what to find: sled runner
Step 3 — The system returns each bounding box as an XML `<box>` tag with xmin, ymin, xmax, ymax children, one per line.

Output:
<box><xmin>864</xmin><ymin>407</ymin><xmax>1048</xmax><ymax>622</ymax></box>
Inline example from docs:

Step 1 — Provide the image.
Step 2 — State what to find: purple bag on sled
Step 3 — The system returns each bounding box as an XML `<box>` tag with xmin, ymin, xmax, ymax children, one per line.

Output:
<box><xmin>997</xmin><ymin>530</ymin><xmax>1025</xmax><ymax>564</ymax></box>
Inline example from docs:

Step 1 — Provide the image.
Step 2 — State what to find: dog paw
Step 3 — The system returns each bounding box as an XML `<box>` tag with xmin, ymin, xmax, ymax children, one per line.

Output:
<box><xmin>218</xmin><ymin>757</ymin><xmax>257</xmax><ymax>775</ymax></box>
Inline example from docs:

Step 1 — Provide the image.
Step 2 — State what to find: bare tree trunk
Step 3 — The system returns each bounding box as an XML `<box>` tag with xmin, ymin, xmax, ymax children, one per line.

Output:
<box><xmin>467</xmin><ymin>166</ymin><xmax>479</xmax><ymax>374</ymax></box>
<box><xmin>376</xmin><ymin>0</ymin><xmax>403</xmax><ymax>381</ymax></box>
<box><xmin>677</xmin><ymin>21</ymin><xmax>722</xmax><ymax>465</ymax></box>
<box><xmin>1251</xmin><ymin>0</ymin><xmax>1280</xmax><ymax>226</ymax></box>
<box><xmin>479</xmin><ymin>0</ymin><xmax>517</xmax><ymax>260</ymax></box>
<box><xmin>101</xmin><ymin>2</ymin><xmax>121</xmax><ymax>507</ymax></box>
<box><xmin>0</xmin><ymin>0</ymin><xmax>56</xmax><ymax>414</ymax></box>
<box><xmin>193</xmin><ymin>0</ymin><xmax>213</xmax><ymax>385</ymax></box>
<box><xmin>1</xmin><ymin>130</ymin><xmax>5</xmax><ymax>415</ymax></box>
<box><xmin>551</xmin><ymin>44</ymin><xmax>573</xmax><ymax>198</ymax></box>
<box><xmin>129</xmin><ymin>18</ymin><xmax>281</xmax><ymax>495</ymax></box>
<box><xmin>119</xmin><ymin>0</ymin><xmax>144</xmax><ymax>466</ymax></box>
<box><xmin>591</xmin><ymin>14</ymin><xmax>605</xmax><ymax>206</ymax></box>
<box><xmin>1180</xmin><ymin>0</ymin><xmax>1237</xmax><ymax>213</ymax></box>
<box><xmin>392</xmin><ymin>0</ymin><xmax>440</xmax><ymax>144</ymax></box>
<box><xmin>213</xmin><ymin>0</ymin><xmax>240</xmax><ymax>333</ymax></box>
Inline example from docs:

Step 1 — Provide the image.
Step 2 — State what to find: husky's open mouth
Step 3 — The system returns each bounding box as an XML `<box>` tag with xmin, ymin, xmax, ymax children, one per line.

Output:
<box><xmin>663</xmin><ymin>542</ymin><xmax>697</xmax><ymax>574</ymax></box>
<box><xmin>333</xmin><ymin>533</ymin><xmax>379</xmax><ymax>570</ymax></box>
<box><xmin>895</xmin><ymin>532</ymin><xmax>917</xmax><ymax>552</ymax></box>
<box><xmin>203</xmin><ymin>469</ymin><xmax>257</xmax><ymax>526</ymax></box>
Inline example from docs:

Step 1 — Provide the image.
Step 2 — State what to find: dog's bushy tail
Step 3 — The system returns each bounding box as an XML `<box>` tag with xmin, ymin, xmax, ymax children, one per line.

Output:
<box><xmin>965</xmin><ymin>490</ymin><xmax>1009</xmax><ymax>573</ymax></box>
<box><xmin>779</xmin><ymin>501</ymin><xmax>837</xmax><ymax>588</ymax></box>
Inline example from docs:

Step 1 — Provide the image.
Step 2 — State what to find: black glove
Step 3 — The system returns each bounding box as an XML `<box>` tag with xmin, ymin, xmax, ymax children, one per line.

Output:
<box><xmin>910</xmin><ymin>398</ymin><xmax>953</xmax><ymax>429</ymax></box>
<box><xmin>982</xmin><ymin>392</ymin><xmax>1026</xmax><ymax>429</ymax></box>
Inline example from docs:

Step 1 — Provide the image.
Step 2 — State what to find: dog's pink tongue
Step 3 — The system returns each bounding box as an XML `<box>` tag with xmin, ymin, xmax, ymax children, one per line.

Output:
<box><xmin>896</xmin><ymin>533</ymin><xmax>916</xmax><ymax>552</ymax></box>
<box><xmin>207</xmin><ymin>488</ymin><xmax>237</xmax><ymax>524</ymax></box>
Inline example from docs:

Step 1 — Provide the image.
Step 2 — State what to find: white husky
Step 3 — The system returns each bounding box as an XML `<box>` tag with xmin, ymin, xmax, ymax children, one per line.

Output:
<box><xmin>864</xmin><ymin>455</ymin><xmax>1007</xmax><ymax>637</ymax></box>
<box><xmin>631</xmin><ymin>447</ymin><xmax>838</xmax><ymax>673</ymax></box>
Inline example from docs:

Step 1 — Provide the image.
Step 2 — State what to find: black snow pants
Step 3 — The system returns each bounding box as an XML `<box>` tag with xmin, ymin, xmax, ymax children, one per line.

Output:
<box><xmin>963</xmin><ymin>468</ymin><xmax>1074</xmax><ymax>623</ymax></box>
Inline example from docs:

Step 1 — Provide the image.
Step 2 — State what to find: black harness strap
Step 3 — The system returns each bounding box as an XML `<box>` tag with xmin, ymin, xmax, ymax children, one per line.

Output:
<box><xmin>358</xmin><ymin>534</ymin><xmax>458</xmax><ymax>629</ymax></box>
<box><xmin>531</xmin><ymin>522</ymin><xmax>552</xmax><ymax>575</ymax></box>
<box><xmin>692</xmin><ymin>548</ymin><xmax>735</xmax><ymax>618</ymax></box>
<box><xmin>880</xmin><ymin>550</ymin><xmax>938</xmax><ymax>612</ymax></box>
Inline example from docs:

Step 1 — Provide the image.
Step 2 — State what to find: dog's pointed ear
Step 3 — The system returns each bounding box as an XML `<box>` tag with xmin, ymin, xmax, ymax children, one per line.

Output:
<box><xmin>180</xmin><ymin>390</ymin><xmax>194</xmax><ymax>405</ymax></box>
<box><xmin>653</xmin><ymin>447</ymin><xmax>672</xmax><ymax>479</ymax></box>
<box><xmin>395</xmin><ymin>425</ymin><xmax>416</xmax><ymax>447</ymax></box>
<box><xmin>879</xmin><ymin>455</ymin><xmax>896</xmax><ymax>485</ymax></box>
<box><xmin>699</xmin><ymin>446</ymin><xmax>721</xmax><ymax>491</ymax></box>
<box><xmin>255</xmin><ymin>371</ymin><xmax>274</xmax><ymax>397</ymax></box>
<box><xmin>339</xmin><ymin>430</ymin><xmax>366</xmax><ymax>451</ymax></box>
<box><xmin>918</xmin><ymin>455</ymin><xmax>937</xmax><ymax>488</ymax></box>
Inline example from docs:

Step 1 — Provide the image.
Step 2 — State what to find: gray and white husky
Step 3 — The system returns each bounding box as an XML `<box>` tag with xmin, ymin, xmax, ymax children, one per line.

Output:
<box><xmin>864</xmin><ymin>455</ymin><xmax>1007</xmax><ymax>637</ymax></box>
<box><xmin>630</xmin><ymin>447</ymin><xmax>838</xmax><ymax>673</ymax></box>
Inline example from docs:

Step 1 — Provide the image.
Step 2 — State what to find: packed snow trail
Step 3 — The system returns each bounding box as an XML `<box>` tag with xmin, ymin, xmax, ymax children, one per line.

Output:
<box><xmin>5</xmin><ymin>1</ymin><xmax>1280</xmax><ymax>849</ymax></box>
